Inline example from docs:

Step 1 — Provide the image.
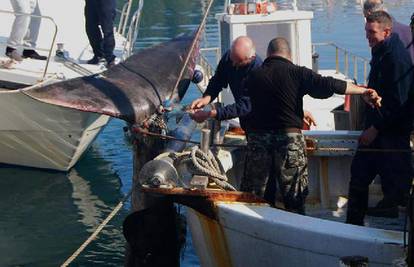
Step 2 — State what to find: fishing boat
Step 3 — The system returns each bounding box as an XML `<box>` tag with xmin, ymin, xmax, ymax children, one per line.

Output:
<box><xmin>0</xmin><ymin>0</ymin><xmax>143</xmax><ymax>171</ymax></box>
<box><xmin>126</xmin><ymin>1</ymin><xmax>412</xmax><ymax>266</ymax></box>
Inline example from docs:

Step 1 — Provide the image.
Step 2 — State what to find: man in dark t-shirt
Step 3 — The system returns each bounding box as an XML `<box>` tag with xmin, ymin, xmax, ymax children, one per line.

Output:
<box><xmin>242</xmin><ymin>37</ymin><xmax>380</xmax><ymax>214</ymax></box>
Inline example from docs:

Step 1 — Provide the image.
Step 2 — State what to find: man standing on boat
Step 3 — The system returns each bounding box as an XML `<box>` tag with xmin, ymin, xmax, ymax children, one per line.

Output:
<box><xmin>242</xmin><ymin>37</ymin><xmax>380</xmax><ymax>214</ymax></box>
<box><xmin>346</xmin><ymin>11</ymin><xmax>413</xmax><ymax>225</ymax></box>
<box><xmin>363</xmin><ymin>0</ymin><xmax>414</xmax><ymax>63</ymax></box>
<box><xmin>189</xmin><ymin>36</ymin><xmax>262</xmax><ymax>130</ymax></box>
<box><xmin>6</xmin><ymin>0</ymin><xmax>47</xmax><ymax>61</ymax></box>
<box><xmin>84</xmin><ymin>0</ymin><xmax>116</xmax><ymax>67</ymax></box>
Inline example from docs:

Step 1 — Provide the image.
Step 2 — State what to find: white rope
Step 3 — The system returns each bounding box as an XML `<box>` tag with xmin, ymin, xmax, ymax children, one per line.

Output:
<box><xmin>60</xmin><ymin>189</ymin><xmax>132</xmax><ymax>267</ymax></box>
<box><xmin>175</xmin><ymin>146</ymin><xmax>236</xmax><ymax>191</ymax></box>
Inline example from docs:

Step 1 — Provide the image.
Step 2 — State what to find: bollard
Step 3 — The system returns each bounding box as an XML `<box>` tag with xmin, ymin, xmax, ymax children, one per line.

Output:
<box><xmin>201</xmin><ymin>128</ymin><xmax>211</xmax><ymax>153</ymax></box>
<box><xmin>340</xmin><ymin>256</ymin><xmax>369</xmax><ymax>267</ymax></box>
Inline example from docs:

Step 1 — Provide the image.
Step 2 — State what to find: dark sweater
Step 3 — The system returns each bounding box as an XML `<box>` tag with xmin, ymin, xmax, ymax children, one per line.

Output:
<box><xmin>203</xmin><ymin>50</ymin><xmax>262</xmax><ymax>130</ymax></box>
<box><xmin>366</xmin><ymin>33</ymin><xmax>413</xmax><ymax>134</ymax></box>
<box><xmin>247</xmin><ymin>56</ymin><xmax>347</xmax><ymax>131</ymax></box>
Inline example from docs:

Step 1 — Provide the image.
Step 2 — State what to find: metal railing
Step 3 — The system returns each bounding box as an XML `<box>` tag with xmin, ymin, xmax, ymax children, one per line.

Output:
<box><xmin>0</xmin><ymin>9</ymin><xmax>58</xmax><ymax>81</ymax></box>
<box><xmin>312</xmin><ymin>42</ymin><xmax>370</xmax><ymax>84</ymax></box>
<box><xmin>116</xmin><ymin>0</ymin><xmax>144</xmax><ymax>57</ymax></box>
<box><xmin>196</xmin><ymin>47</ymin><xmax>221</xmax><ymax>93</ymax></box>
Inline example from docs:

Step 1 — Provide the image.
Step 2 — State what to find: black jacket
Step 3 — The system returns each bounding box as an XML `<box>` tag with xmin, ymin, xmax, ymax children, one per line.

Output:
<box><xmin>366</xmin><ymin>33</ymin><xmax>414</xmax><ymax>134</ymax></box>
<box><xmin>246</xmin><ymin>56</ymin><xmax>347</xmax><ymax>131</ymax></box>
<box><xmin>203</xmin><ymin>50</ymin><xmax>262</xmax><ymax>130</ymax></box>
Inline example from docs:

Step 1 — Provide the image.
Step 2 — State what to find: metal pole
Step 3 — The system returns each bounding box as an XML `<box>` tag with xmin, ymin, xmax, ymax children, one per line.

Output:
<box><xmin>335</xmin><ymin>47</ymin><xmax>339</xmax><ymax>73</ymax></box>
<box><xmin>353</xmin><ymin>56</ymin><xmax>358</xmax><ymax>82</ymax></box>
<box><xmin>201</xmin><ymin>128</ymin><xmax>211</xmax><ymax>153</ymax></box>
<box><xmin>344</xmin><ymin>51</ymin><xmax>349</xmax><ymax>77</ymax></box>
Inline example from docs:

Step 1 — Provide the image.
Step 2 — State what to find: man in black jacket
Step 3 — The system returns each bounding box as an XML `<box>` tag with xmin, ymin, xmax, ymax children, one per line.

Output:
<box><xmin>85</xmin><ymin>0</ymin><xmax>116</xmax><ymax>67</ymax></box>
<box><xmin>242</xmin><ymin>37</ymin><xmax>379</xmax><ymax>214</ymax></box>
<box><xmin>346</xmin><ymin>11</ymin><xmax>414</xmax><ymax>225</ymax></box>
<box><xmin>190</xmin><ymin>36</ymin><xmax>262</xmax><ymax>129</ymax></box>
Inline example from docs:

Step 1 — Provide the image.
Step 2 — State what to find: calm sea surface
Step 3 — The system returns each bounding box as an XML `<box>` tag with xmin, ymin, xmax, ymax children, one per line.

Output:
<box><xmin>1</xmin><ymin>0</ymin><xmax>414</xmax><ymax>266</ymax></box>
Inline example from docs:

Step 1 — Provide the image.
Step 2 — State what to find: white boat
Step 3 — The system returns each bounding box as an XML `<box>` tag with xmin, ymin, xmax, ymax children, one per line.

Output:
<box><xmin>0</xmin><ymin>0</ymin><xmax>143</xmax><ymax>171</ymax></box>
<box><xmin>134</xmin><ymin>1</ymin><xmax>412</xmax><ymax>266</ymax></box>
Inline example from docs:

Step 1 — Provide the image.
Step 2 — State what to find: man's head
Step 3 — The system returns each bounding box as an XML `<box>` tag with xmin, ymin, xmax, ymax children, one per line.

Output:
<box><xmin>230</xmin><ymin>36</ymin><xmax>256</xmax><ymax>67</ymax></box>
<box><xmin>365</xmin><ymin>11</ymin><xmax>393</xmax><ymax>48</ymax></box>
<box><xmin>266</xmin><ymin>37</ymin><xmax>291</xmax><ymax>60</ymax></box>
<box><xmin>363</xmin><ymin>0</ymin><xmax>384</xmax><ymax>18</ymax></box>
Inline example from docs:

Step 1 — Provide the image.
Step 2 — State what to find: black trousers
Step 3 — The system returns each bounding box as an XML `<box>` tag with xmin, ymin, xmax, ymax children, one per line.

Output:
<box><xmin>85</xmin><ymin>0</ymin><xmax>116</xmax><ymax>61</ymax></box>
<box><xmin>346</xmin><ymin>133</ymin><xmax>413</xmax><ymax>225</ymax></box>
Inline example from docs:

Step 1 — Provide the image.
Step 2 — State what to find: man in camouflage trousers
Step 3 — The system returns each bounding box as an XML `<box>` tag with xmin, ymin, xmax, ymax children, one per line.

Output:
<box><xmin>243</xmin><ymin>132</ymin><xmax>309</xmax><ymax>213</ymax></box>
<box><xmin>241</xmin><ymin>37</ymin><xmax>381</xmax><ymax>214</ymax></box>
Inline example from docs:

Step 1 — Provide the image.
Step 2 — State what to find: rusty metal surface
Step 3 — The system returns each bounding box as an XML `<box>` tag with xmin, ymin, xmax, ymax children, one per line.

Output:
<box><xmin>142</xmin><ymin>187</ymin><xmax>268</xmax><ymax>220</ymax></box>
<box><xmin>23</xmin><ymin>34</ymin><xmax>199</xmax><ymax>124</ymax></box>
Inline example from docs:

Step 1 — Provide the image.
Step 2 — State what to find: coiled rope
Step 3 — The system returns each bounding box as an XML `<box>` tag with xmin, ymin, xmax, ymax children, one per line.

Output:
<box><xmin>174</xmin><ymin>146</ymin><xmax>236</xmax><ymax>191</ymax></box>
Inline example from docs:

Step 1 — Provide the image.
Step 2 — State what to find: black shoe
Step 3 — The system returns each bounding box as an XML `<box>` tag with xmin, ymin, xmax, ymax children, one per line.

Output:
<box><xmin>106</xmin><ymin>55</ymin><xmax>116</xmax><ymax>68</ymax></box>
<box><xmin>5</xmin><ymin>46</ymin><xmax>23</xmax><ymax>61</ymax></box>
<box><xmin>22</xmin><ymin>49</ymin><xmax>47</xmax><ymax>60</ymax></box>
<box><xmin>87</xmin><ymin>55</ymin><xmax>102</xmax><ymax>65</ymax></box>
<box><xmin>366</xmin><ymin>199</ymin><xmax>399</xmax><ymax>218</ymax></box>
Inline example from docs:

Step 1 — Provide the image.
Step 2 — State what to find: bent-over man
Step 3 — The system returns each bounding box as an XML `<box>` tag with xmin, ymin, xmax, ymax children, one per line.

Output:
<box><xmin>346</xmin><ymin>11</ymin><xmax>413</xmax><ymax>225</ymax></box>
<box><xmin>190</xmin><ymin>36</ymin><xmax>262</xmax><ymax>129</ymax></box>
<box><xmin>242</xmin><ymin>37</ymin><xmax>380</xmax><ymax>214</ymax></box>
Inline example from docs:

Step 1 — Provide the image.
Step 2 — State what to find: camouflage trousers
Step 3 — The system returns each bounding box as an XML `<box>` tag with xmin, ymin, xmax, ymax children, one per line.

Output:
<box><xmin>240</xmin><ymin>131</ymin><xmax>309</xmax><ymax>214</ymax></box>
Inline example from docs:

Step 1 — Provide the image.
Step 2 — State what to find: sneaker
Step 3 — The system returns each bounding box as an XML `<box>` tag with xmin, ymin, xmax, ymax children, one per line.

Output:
<box><xmin>5</xmin><ymin>47</ymin><xmax>23</xmax><ymax>62</ymax></box>
<box><xmin>87</xmin><ymin>55</ymin><xmax>102</xmax><ymax>65</ymax></box>
<box><xmin>366</xmin><ymin>199</ymin><xmax>399</xmax><ymax>218</ymax></box>
<box><xmin>106</xmin><ymin>55</ymin><xmax>116</xmax><ymax>68</ymax></box>
<box><xmin>22</xmin><ymin>49</ymin><xmax>47</xmax><ymax>60</ymax></box>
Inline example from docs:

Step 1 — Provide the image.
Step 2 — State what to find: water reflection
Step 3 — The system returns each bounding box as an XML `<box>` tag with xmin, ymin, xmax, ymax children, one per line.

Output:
<box><xmin>0</xmin><ymin>147</ymin><xmax>125</xmax><ymax>266</ymax></box>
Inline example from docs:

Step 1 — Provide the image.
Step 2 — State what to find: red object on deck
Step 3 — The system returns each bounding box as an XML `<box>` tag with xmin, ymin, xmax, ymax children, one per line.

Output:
<box><xmin>344</xmin><ymin>95</ymin><xmax>351</xmax><ymax>112</ymax></box>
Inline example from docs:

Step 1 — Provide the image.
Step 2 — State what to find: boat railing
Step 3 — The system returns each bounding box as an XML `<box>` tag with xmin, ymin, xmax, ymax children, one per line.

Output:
<box><xmin>116</xmin><ymin>0</ymin><xmax>144</xmax><ymax>57</ymax></box>
<box><xmin>196</xmin><ymin>47</ymin><xmax>221</xmax><ymax>93</ymax></box>
<box><xmin>312</xmin><ymin>42</ymin><xmax>370</xmax><ymax>85</ymax></box>
<box><xmin>0</xmin><ymin>9</ymin><xmax>58</xmax><ymax>81</ymax></box>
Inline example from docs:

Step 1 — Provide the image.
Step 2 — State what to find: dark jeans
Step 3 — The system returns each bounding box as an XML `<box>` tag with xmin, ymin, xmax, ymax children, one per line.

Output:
<box><xmin>346</xmin><ymin>133</ymin><xmax>412</xmax><ymax>225</ymax></box>
<box><xmin>241</xmin><ymin>131</ymin><xmax>309</xmax><ymax>214</ymax></box>
<box><xmin>85</xmin><ymin>0</ymin><xmax>116</xmax><ymax>61</ymax></box>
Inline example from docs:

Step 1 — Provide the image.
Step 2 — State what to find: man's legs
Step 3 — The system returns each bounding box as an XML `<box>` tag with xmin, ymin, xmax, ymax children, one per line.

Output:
<box><xmin>20</xmin><ymin>0</ymin><xmax>46</xmax><ymax>60</ymax></box>
<box><xmin>240</xmin><ymin>133</ymin><xmax>272</xmax><ymax>199</ymax></box>
<box><xmin>97</xmin><ymin>0</ymin><xmax>116</xmax><ymax>64</ymax></box>
<box><xmin>7</xmin><ymin>0</ymin><xmax>32</xmax><ymax>60</ymax></box>
<box><xmin>22</xmin><ymin>0</ymin><xmax>39</xmax><ymax>48</ymax></box>
<box><xmin>275</xmin><ymin>133</ymin><xmax>308</xmax><ymax>214</ymax></box>
<box><xmin>376</xmin><ymin>135</ymin><xmax>412</xmax><ymax>211</ymax></box>
<box><xmin>85</xmin><ymin>0</ymin><xmax>103</xmax><ymax>62</ymax></box>
<box><xmin>346</xmin><ymin>148</ymin><xmax>378</xmax><ymax>225</ymax></box>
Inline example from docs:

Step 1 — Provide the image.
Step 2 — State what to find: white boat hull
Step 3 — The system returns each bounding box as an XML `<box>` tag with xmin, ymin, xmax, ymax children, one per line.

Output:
<box><xmin>188</xmin><ymin>203</ymin><xmax>405</xmax><ymax>267</ymax></box>
<box><xmin>0</xmin><ymin>90</ymin><xmax>109</xmax><ymax>171</ymax></box>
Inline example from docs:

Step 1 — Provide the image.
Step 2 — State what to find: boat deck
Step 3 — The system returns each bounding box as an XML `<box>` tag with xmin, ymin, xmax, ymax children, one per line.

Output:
<box><xmin>0</xmin><ymin>33</ymin><xmax>127</xmax><ymax>87</ymax></box>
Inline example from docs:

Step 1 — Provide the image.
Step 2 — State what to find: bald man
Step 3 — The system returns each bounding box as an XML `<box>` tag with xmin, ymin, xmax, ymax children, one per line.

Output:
<box><xmin>189</xmin><ymin>36</ymin><xmax>262</xmax><ymax>129</ymax></box>
<box><xmin>242</xmin><ymin>37</ymin><xmax>380</xmax><ymax>214</ymax></box>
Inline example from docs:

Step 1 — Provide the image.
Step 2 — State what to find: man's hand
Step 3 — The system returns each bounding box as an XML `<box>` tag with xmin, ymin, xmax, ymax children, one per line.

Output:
<box><xmin>303</xmin><ymin>110</ymin><xmax>317</xmax><ymax>127</ymax></box>
<box><xmin>190</xmin><ymin>109</ymin><xmax>217</xmax><ymax>123</ymax></box>
<box><xmin>190</xmin><ymin>95</ymin><xmax>211</xmax><ymax>109</ymax></box>
<box><xmin>359</xmin><ymin>126</ymin><xmax>378</xmax><ymax>146</ymax></box>
<box><xmin>362</xmin><ymin>89</ymin><xmax>382</xmax><ymax>108</ymax></box>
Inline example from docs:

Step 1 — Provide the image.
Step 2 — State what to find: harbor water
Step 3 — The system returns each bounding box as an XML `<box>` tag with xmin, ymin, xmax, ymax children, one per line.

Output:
<box><xmin>1</xmin><ymin>0</ymin><xmax>414</xmax><ymax>266</ymax></box>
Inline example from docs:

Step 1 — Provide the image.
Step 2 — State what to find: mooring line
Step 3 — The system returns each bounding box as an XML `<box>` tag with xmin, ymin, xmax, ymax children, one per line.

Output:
<box><xmin>60</xmin><ymin>188</ymin><xmax>132</xmax><ymax>267</ymax></box>
<box><xmin>132</xmin><ymin>127</ymin><xmax>414</xmax><ymax>153</ymax></box>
